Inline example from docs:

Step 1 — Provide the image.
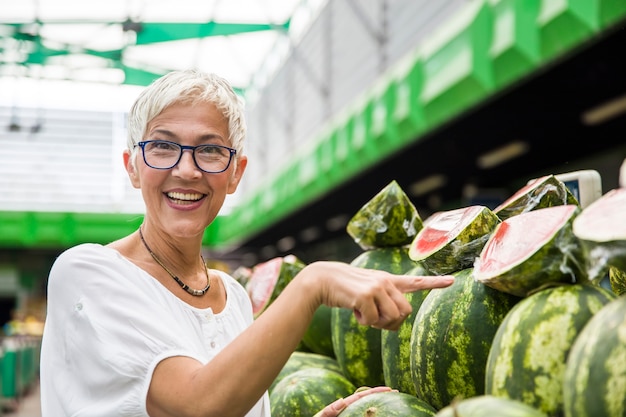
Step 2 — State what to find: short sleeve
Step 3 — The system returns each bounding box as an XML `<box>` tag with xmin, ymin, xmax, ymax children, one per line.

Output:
<box><xmin>40</xmin><ymin>244</ymin><xmax>213</xmax><ymax>416</ymax></box>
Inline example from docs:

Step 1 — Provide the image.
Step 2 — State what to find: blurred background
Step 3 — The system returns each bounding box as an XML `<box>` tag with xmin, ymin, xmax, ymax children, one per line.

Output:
<box><xmin>0</xmin><ymin>0</ymin><xmax>625</xmax><ymax>408</ymax></box>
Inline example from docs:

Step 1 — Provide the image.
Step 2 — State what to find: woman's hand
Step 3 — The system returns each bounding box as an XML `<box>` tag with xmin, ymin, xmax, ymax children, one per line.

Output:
<box><xmin>314</xmin><ymin>386</ymin><xmax>395</xmax><ymax>417</ymax></box>
<box><xmin>299</xmin><ymin>261</ymin><xmax>454</xmax><ymax>331</ymax></box>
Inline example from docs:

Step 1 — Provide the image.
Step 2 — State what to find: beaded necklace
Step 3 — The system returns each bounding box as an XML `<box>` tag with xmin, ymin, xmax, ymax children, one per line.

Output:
<box><xmin>138</xmin><ymin>227</ymin><xmax>211</xmax><ymax>296</ymax></box>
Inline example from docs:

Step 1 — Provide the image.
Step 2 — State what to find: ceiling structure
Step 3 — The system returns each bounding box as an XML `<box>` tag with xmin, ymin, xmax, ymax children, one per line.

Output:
<box><xmin>0</xmin><ymin>0</ymin><xmax>321</xmax><ymax>110</ymax></box>
<box><xmin>219</xmin><ymin>16</ymin><xmax>626</xmax><ymax>265</ymax></box>
<box><xmin>1</xmin><ymin>0</ymin><xmax>625</xmax><ymax>270</ymax></box>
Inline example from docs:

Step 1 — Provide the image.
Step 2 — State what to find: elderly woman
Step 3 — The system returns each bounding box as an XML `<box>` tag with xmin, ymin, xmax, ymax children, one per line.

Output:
<box><xmin>39</xmin><ymin>69</ymin><xmax>453</xmax><ymax>417</ymax></box>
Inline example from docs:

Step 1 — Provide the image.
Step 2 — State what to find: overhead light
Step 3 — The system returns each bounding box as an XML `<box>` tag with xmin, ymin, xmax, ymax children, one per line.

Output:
<box><xmin>476</xmin><ymin>141</ymin><xmax>529</xmax><ymax>169</ymax></box>
<box><xmin>299</xmin><ymin>226</ymin><xmax>321</xmax><ymax>243</ymax></box>
<box><xmin>409</xmin><ymin>174</ymin><xmax>447</xmax><ymax>197</ymax></box>
<box><xmin>276</xmin><ymin>236</ymin><xmax>296</xmax><ymax>252</ymax></box>
<box><xmin>241</xmin><ymin>253</ymin><xmax>258</xmax><ymax>267</ymax></box>
<box><xmin>581</xmin><ymin>93</ymin><xmax>626</xmax><ymax>126</ymax></box>
<box><xmin>30</xmin><ymin>122</ymin><xmax>42</xmax><ymax>134</ymax></box>
<box><xmin>260</xmin><ymin>245</ymin><xmax>277</xmax><ymax>260</ymax></box>
<box><xmin>326</xmin><ymin>214</ymin><xmax>350</xmax><ymax>232</ymax></box>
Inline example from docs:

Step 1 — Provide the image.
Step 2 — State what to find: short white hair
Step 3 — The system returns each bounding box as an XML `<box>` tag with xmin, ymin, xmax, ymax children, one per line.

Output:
<box><xmin>127</xmin><ymin>69</ymin><xmax>247</xmax><ymax>157</ymax></box>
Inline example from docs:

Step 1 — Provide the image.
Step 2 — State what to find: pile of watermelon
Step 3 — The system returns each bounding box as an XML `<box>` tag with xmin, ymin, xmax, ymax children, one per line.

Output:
<box><xmin>244</xmin><ymin>177</ymin><xmax>626</xmax><ymax>417</ymax></box>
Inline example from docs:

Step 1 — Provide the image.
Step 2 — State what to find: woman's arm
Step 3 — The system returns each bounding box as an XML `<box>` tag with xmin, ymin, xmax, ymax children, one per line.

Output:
<box><xmin>147</xmin><ymin>261</ymin><xmax>453</xmax><ymax>417</ymax></box>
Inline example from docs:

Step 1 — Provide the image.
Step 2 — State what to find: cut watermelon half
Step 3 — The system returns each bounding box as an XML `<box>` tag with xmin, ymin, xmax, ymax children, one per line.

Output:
<box><xmin>346</xmin><ymin>180</ymin><xmax>423</xmax><ymax>250</ymax></box>
<box><xmin>408</xmin><ymin>205</ymin><xmax>501</xmax><ymax>275</ymax></box>
<box><xmin>246</xmin><ymin>255</ymin><xmax>306</xmax><ymax>317</ymax></box>
<box><xmin>573</xmin><ymin>187</ymin><xmax>626</xmax><ymax>279</ymax></box>
<box><xmin>493</xmin><ymin>175</ymin><xmax>579</xmax><ymax>221</ymax></box>
<box><xmin>474</xmin><ymin>205</ymin><xmax>585</xmax><ymax>297</ymax></box>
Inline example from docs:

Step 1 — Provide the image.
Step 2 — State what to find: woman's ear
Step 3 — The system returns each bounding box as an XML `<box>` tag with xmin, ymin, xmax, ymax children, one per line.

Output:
<box><xmin>227</xmin><ymin>155</ymin><xmax>247</xmax><ymax>194</ymax></box>
<box><xmin>124</xmin><ymin>149</ymin><xmax>141</xmax><ymax>189</ymax></box>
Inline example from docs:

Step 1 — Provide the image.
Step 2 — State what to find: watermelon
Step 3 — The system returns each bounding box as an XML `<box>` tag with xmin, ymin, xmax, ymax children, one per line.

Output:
<box><xmin>269</xmin><ymin>367</ymin><xmax>356</xmax><ymax>417</ymax></box>
<box><xmin>493</xmin><ymin>174</ymin><xmax>579</xmax><ymax>221</ymax></box>
<box><xmin>408</xmin><ymin>205</ymin><xmax>501</xmax><ymax>275</ymax></box>
<box><xmin>410</xmin><ymin>268</ymin><xmax>520</xmax><ymax>410</ymax></box>
<box><xmin>434</xmin><ymin>395</ymin><xmax>549</xmax><ymax>417</ymax></box>
<box><xmin>474</xmin><ymin>205</ymin><xmax>587</xmax><ymax>297</ymax></box>
<box><xmin>573</xmin><ymin>187</ymin><xmax>626</xmax><ymax>281</ymax></box>
<box><xmin>346</xmin><ymin>180</ymin><xmax>423</xmax><ymax>250</ymax></box>
<box><xmin>270</xmin><ymin>351</ymin><xmax>343</xmax><ymax>395</ymax></box>
<box><xmin>381</xmin><ymin>261</ymin><xmax>431</xmax><ymax>395</ymax></box>
<box><xmin>246</xmin><ymin>254</ymin><xmax>306</xmax><ymax>318</ymax></box>
<box><xmin>338</xmin><ymin>391</ymin><xmax>437</xmax><ymax>417</ymax></box>
<box><xmin>268</xmin><ymin>351</ymin><xmax>341</xmax><ymax>393</ymax></box>
<box><xmin>332</xmin><ymin>247</ymin><xmax>417</xmax><ymax>388</ymax></box>
<box><xmin>301</xmin><ymin>304</ymin><xmax>335</xmax><ymax>358</ymax></box>
<box><xmin>563</xmin><ymin>296</ymin><xmax>626</xmax><ymax>417</ymax></box>
<box><xmin>485</xmin><ymin>283</ymin><xmax>615</xmax><ymax>417</ymax></box>
<box><xmin>609</xmin><ymin>265</ymin><xmax>626</xmax><ymax>296</ymax></box>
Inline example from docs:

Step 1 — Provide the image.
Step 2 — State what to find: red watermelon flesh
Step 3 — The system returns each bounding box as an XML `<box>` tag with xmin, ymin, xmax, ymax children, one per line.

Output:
<box><xmin>474</xmin><ymin>205</ymin><xmax>585</xmax><ymax>297</ymax></box>
<box><xmin>478</xmin><ymin>214</ymin><xmax>566</xmax><ymax>273</ymax></box>
<box><xmin>493</xmin><ymin>175</ymin><xmax>579</xmax><ymax>221</ymax></box>
<box><xmin>246</xmin><ymin>255</ymin><xmax>305</xmax><ymax>317</ymax></box>
<box><xmin>409</xmin><ymin>205</ymin><xmax>500</xmax><ymax>275</ymax></box>
<box><xmin>247</xmin><ymin>257</ymin><xmax>282</xmax><ymax>316</ymax></box>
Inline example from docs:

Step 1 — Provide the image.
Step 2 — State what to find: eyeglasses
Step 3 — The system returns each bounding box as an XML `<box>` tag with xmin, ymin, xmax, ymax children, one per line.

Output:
<box><xmin>136</xmin><ymin>140</ymin><xmax>236</xmax><ymax>173</ymax></box>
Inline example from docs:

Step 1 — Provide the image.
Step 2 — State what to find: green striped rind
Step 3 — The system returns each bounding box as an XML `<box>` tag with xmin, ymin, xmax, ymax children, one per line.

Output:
<box><xmin>434</xmin><ymin>395</ymin><xmax>548</xmax><ymax>417</ymax></box>
<box><xmin>563</xmin><ymin>296</ymin><xmax>626</xmax><ymax>417</ymax></box>
<box><xmin>339</xmin><ymin>391</ymin><xmax>437</xmax><ymax>417</ymax></box>
<box><xmin>269</xmin><ymin>367</ymin><xmax>356</xmax><ymax>417</ymax></box>
<box><xmin>485</xmin><ymin>283</ymin><xmax>615</xmax><ymax>417</ymax></box>
<box><xmin>409</xmin><ymin>205</ymin><xmax>501</xmax><ymax>275</ymax></box>
<box><xmin>609</xmin><ymin>266</ymin><xmax>626</xmax><ymax>296</ymax></box>
<box><xmin>272</xmin><ymin>255</ymin><xmax>307</xmax><ymax>303</ymax></box>
<box><xmin>410</xmin><ymin>268</ymin><xmax>520</xmax><ymax>410</ymax></box>
<box><xmin>301</xmin><ymin>304</ymin><xmax>335</xmax><ymax>358</ymax></box>
<box><xmin>493</xmin><ymin>174</ymin><xmax>579</xmax><ymax>221</ymax></box>
<box><xmin>573</xmin><ymin>187</ymin><xmax>626</xmax><ymax>278</ymax></box>
<box><xmin>474</xmin><ymin>206</ymin><xmax>587</xmax><ymax>297</ymax></box>
<box><xmin>346</xmin><ymin>180</ymin><xmax>423</xmax><ymax>250</ymax></box>
<box><xmin>578</xmin><ymin>240</ymin><xmax>626</xmax><ymax>281</ymax></box>
<box><xmin>332</xmin><ymin>247</ymin><xmax>418</xmax><ymax>387</ymax></box>
<box><xmin>381</xmin><ymin>262</ymin><xmax>431</xmax><ymax>395</ymax></box>
<box><xmin>270</xmin><ymin>351</ymin><xmax>343</xmax><ymax>395</ymax></box>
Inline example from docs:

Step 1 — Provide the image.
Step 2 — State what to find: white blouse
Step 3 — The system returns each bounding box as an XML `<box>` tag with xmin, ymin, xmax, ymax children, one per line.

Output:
<box><xmin>40</xmin><ymin>243</ymin><xmax>270</xmax><ymax>417</ymax></box>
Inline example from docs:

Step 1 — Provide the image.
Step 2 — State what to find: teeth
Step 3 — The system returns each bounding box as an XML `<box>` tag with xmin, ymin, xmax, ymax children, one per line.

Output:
<box><xmin>167</xmin><ymin>192</ymin><xmax>203</xmax><ymax>201</ymax></box>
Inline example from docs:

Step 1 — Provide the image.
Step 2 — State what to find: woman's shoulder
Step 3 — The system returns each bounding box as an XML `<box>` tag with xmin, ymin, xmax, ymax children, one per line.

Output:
<box><xmin>55</xmin><ymin>243</ymin><xmax>115</xmax><ymax>263</ymax></box>
<box><xmin>51</xmin><ymin>243</ymin><xmax>131</xmax><ymax>276</ymax></box>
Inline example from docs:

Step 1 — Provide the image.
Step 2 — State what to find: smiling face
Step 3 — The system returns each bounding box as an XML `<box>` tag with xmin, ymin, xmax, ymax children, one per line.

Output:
<box><xmin>124</xmin><ymin>101</ymin><xmax>247</xmax><ymax>240</ymax></box>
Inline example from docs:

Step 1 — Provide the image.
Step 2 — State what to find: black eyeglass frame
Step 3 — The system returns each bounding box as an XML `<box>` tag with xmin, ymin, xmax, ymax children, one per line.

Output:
<box><xmin>136</xmin><ymin>140</ymin><xmax>237</xmax><ymax>174</ymax></box>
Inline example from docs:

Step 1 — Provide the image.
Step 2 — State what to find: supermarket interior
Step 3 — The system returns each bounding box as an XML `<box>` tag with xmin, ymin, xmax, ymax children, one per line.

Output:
<box><xmin>0</xmin><ymin>0</ymin><xmax>626</xmax><ymax>414</ymax></box>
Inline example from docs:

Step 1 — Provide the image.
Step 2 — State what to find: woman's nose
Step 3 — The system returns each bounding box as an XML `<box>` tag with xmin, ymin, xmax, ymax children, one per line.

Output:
<box><xmin>173</xmin><ymin>149</ymin><xmax>202</xmax><ymax>177</ymax></box>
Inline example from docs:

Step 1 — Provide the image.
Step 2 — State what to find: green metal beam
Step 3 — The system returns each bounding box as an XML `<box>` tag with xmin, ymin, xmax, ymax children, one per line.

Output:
<box><xmin>2</xmin><ymin>0</ymin><xmax>625</xmax><ymax>251</ymax></box>
<box><xmin>134</xmin><ymin>20</ymin><xmax>290</xmax><ymax>44</ymax></box>
<box><xmin>214</xmin><ymin>0</ymin><xmax>626</xmax><ymax>249</ymax></box>
<box><xmin>0</xmin><ymin>211</ymin><xmax>224</xmax><ymax>249</ymax></box>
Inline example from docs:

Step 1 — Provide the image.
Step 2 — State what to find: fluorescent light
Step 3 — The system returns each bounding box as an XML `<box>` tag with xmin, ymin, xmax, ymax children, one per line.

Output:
<box><xmin>276</xmin><ymin>236</ymin><xmax>296</xmax><ymax>252</ymax></box>
<box><xmin>409</xmin><ymin>174</ymin><xmax>447</xmax><ymax>197</ymax></box>
<box><xmin>581</xmin><ymin>93</ymin><xmax>626</xmax><ymax>126</ymax></box>
<box><xmin>476</xmin><ymin>141</ymin><xmax>529</xmax><ymax>169</ymax></box>
<box><xmin>326</xmin><ymin>214</ymin><xmax>349</xmax><ymax>231</ymax></box>
<box><xmin>299</xmin><ymin>226</ymin><xmax>321</xmax><ymax>243</ymax></box>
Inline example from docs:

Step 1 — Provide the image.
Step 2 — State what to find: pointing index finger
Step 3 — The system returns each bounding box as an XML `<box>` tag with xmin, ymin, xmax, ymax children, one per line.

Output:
<box><xmin>394</xmin><ymin>274</ymin><xmax>455</xmax><ymax>293</ymax></box>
